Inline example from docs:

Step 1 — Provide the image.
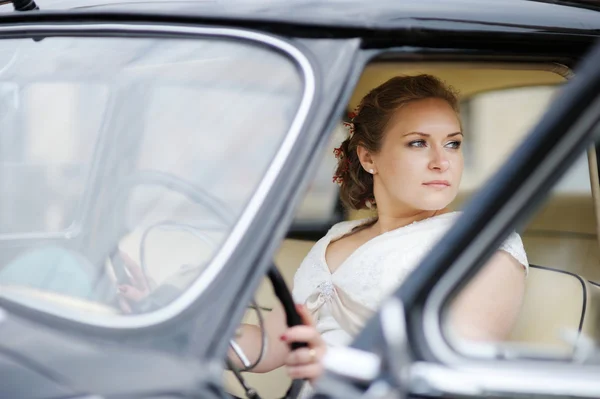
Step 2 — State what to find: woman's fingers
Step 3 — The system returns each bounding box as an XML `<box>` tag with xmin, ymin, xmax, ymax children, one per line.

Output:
<box><xmin>119</xmin><ymin>251</ymin><xmax>150</xmax><ymax>290</ymax></box>
<box><xmin>118</xmin><ymin>284</ymin><xmax>147</xmax><ymax>302</ymax></box>
<box><xmin>282</xmin><ymin>325</ymin><xmax>323</xmax><ymax>346</ymax></box>
<box><xmin>282</xmin><ymin>304</ymin><xmax>327</xmax><ymax>382</ymax></box>
<box><xmin>286</xmin><ymin>363</ymin><xmax>323</xmax><ymax>380</ymax></box>
<box><xmin>295</xmin><ymin>303</ymin><xmax>316</xmax><ymax>326</ymax></box>
<box><xmin>282</xmin><ymin>304</ymin><xmax>324</xmax><ymax>346</ymax></box>
<box><xmin>285</xmin><ymin>346</ymin><xmax>324</xmax><ymax>366</ymax></box>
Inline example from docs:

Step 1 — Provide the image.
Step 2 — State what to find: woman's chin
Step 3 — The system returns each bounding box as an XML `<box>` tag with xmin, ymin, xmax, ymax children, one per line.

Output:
<box><xmin>414</xmin><ymin>195</ymin><xmax>457</xmax><ymax>212</ymax></box>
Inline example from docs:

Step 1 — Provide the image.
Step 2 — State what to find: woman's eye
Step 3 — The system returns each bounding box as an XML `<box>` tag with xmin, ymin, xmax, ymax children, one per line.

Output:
<box><xmin>445</xmin><ymin>141</ymin><xmax>462</xmax><ymax>149</ymax></box>
<box><xmin>409</xmin><ymin>140</ymin><xmax>427</xmax><ymax>148</ymax></box>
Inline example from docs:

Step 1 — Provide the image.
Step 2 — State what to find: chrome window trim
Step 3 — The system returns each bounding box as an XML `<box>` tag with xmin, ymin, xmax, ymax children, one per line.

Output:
<box><xmin>0</xmin><ymin>23</ymin><xmax>316</xmax><ymax>328</ymax></box>
<box><xmin>410</xmin><ymin>361</ymin><xmax>600</xmax><ymax>398</ymax></box>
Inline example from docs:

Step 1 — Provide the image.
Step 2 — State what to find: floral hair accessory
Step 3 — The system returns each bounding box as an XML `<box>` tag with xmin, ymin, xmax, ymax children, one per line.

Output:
<box><xmin>333</xmin><ymin>147</ymin><xmax>343</xmax><ymax>159</ymax></box>
<box><xmin>332</xmin><ymin>152</ymin><xmax>350</xmax><ymax>185</ymax></box>
<box><xmin>342</xmin><ymin>106</ymin><xmax>360</xmax><ymax>138</ymax></box>
<box><xmin>333</xmin><ymin>106</ymin><xmax>360</xmax><ymax>186</ymax></box>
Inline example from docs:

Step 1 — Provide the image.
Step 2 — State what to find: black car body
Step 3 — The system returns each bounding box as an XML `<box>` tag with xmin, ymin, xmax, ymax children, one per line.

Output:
<box><xmin>1</xmin><ymin>1</ymin><xmax>600</xmax><ymax>398</ymax></box>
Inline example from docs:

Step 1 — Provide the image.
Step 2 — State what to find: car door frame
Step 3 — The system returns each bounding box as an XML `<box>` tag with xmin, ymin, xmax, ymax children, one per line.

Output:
<box><xmin>336</xmin><ymin>39</ymin><xmax>600</xmax><ymax>399</ymax></box>
<box><xmin>0</xmin><ymin>8</ymin><xmax>367</xmax><ymax>365</ymax></box>
<box><xmin>211</xmin><ymin>14</ymin><xmax>600</xmax><ymax>398</ymax></box>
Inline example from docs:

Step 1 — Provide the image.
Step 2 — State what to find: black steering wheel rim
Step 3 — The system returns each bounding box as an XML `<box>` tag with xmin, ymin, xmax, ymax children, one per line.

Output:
<box><xmin>267</xmin><ymin>265</ymin><xmax>308</xmax><ymax>399</ymax></box>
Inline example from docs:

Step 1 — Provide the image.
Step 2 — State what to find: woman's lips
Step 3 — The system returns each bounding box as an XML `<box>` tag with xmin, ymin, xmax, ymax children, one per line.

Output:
<box><xmin>423</xmin><ymin>180</ymin><xmax>450</xmax><ymax>188</ymax></box>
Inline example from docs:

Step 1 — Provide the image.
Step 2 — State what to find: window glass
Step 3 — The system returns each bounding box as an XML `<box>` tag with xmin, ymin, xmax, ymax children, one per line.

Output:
<box><xmin>0</xmin><ymin>36</ymin><xmax>304</xmax><ymax>319</ymax></box>
<box><xmin>292</xmin><ymin>124</ymin><xmax>346</xmax><ymax>226</ymax></box>
<box><xmin>443</xmin><ymin>85</ymin><xmax>600</xmax><ymax>357</ymax></box>
<box><xmin>0</xmin><ymin>82</ymin><xmax>107</xmax><ymax>235</ymax></box>
<box><xmin>456</xmin><ymin>86</ymin><xmax>576</xmax><ymax>204</ymax></box>
<box><xmin>454</xmin><ymin>84</ymin><xmax>595</xmax><ymax>273</ymax></box>
<box><xmin>444</xmin><ymin>143</ymin><xmax>598</xmax><ymax>357</ymax></box>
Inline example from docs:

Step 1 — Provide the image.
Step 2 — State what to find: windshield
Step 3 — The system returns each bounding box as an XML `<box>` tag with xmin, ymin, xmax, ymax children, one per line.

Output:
<box><xmin>0</xmin><ymin>34</ymin><xmax>305</xmax><ymax>321</ymax></box>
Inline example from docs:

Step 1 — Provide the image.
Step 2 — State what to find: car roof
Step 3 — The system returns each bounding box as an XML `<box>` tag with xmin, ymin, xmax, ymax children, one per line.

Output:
<box><xmin>1</xmin><ymin>0</ymin><xmax>600</xmax><ymax>34</ymax></box>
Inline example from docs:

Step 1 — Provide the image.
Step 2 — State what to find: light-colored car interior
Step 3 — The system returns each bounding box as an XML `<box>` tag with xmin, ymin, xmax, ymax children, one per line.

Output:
<box><xmin>508</xmin><ymin>145</ymin><xmax>600</xmax><ymax>350</ymax></box>
<box><xmin>226</xmin><ymin>63</ymin><xmax>600</xmax><ymax>398</ymax></box>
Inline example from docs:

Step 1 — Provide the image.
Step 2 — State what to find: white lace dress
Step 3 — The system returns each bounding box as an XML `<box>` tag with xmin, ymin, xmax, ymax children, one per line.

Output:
<box><xmin>292</xmin><ymin>211</ymin><xmax>529</xmax><ymax>349</ymax></box>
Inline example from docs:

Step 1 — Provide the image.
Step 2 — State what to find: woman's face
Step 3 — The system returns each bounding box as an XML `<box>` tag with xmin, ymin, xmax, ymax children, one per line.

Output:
<box><xmin>369</xmin><ymin>98</ymin><xmax>463</xmax><ymax>212</ymax></box>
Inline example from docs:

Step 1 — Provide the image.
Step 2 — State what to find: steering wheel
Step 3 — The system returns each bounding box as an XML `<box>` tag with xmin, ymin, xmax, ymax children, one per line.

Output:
<box><xmin>114</xmin><ymin>170</ymin><xmax>233</xmax><ymax>225</ymax></box>
<box><xmin>268</xmin><ymin>265</ymin><xmax>308</xmax><ymax>399</ymax></box>
<box><xmin>227</xmin><ymin>264</ymin><xmax>308</xmax><ymax>399</ymax></box>
<box><xmin>109</xmin><ymin>170</ymin><xmax>233</xmax><ymax>286</ymax></box>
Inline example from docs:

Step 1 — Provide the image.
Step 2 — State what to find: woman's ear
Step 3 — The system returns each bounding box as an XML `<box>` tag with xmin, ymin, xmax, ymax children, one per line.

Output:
<box><xmin>357</xmin><ymin>145</ymin><xmax>376</xmax><ymax>174</ymax></box>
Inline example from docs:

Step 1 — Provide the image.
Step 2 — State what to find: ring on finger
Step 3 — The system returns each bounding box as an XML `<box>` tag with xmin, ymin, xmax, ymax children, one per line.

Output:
<box><xmin>308</xmin><ymin>348</ymin><xmax>317</xmax><ymax>363</ymax></box>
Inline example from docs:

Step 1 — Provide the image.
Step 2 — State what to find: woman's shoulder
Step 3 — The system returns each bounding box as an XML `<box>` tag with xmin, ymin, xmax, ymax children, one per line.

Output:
<box><xmin>441</xmin><ymin>211</ymin><xmax>528</xmax><ymax>273</ymax></box>
<box><xmin>499</xmin><ymin>231</ymin><xmax>529</xmax><ymax>274</ymax></box>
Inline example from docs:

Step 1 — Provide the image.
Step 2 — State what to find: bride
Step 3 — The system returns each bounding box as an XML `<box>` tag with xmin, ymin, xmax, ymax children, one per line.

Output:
<box><xmin>121</xmin><ymin>74</ymin><xmax>528</xmax><ymax>388</ymax></box>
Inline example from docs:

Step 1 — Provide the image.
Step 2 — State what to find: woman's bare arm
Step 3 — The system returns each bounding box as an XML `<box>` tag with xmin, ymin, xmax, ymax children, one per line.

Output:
<box><xmin>449</xmin><ymin>251</ymin><xmax>526</xmax><ymax>341</ymax></box>
<box><xmin>229</xmin><ymin>301</ymin><xmax>292</xmax><ymax>373</ymax></box>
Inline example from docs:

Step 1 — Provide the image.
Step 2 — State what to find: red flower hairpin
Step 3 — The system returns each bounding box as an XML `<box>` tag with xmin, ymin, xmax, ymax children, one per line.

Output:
<box><xmin>333</xmin><ymin>146</ymin><xmax>343</xmax><ymax>159</ymax></box>
<box><xmin>343</xmin><ymin>106</ymin><xmax>360</xmax><ymax>138</ymax></box>
<box><xmin>332</xmin><ymin>154</ymin><xmax>350</xmax><ymax>185</ymax></box>
<box><xmin>334</xmin><ymin>106</ymin><xmax>360</xmax><ymax>185</ymax></box>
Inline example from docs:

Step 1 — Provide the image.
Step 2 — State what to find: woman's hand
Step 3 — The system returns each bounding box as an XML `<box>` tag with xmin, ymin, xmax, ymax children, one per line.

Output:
<box><xmin>281</xmin><ymin>304</ymin><xmax>326</xmax><ymax>383</ymax></box>
<box><xmin>115</xmin><ymin>251</ymin><xmax>154</xmax><ymax>313</ymax></box>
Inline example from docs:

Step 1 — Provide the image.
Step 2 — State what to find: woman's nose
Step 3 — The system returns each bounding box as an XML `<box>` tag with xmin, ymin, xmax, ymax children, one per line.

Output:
<box><xmin>429</xmin><ymin>147</ymin><xmax>450</xmax><ymax>171</ymax></box>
